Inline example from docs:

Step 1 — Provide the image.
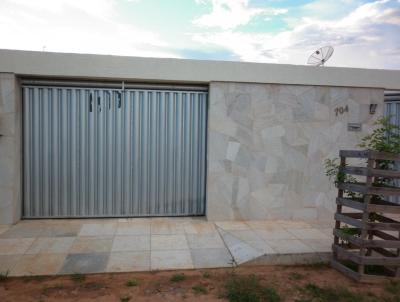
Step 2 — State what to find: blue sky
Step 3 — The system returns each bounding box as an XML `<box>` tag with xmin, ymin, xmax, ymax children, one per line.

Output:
<box><xmin>0</xmin><ymin>0</ymin><xmax>399</xmax><ymax>69</ymax></box>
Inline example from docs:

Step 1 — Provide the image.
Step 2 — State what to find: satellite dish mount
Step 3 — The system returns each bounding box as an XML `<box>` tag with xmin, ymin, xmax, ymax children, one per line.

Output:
<box><xmin>307</xmin><ymin>46</ymin><xmax>334</xmax><ymax>66</ymax></box>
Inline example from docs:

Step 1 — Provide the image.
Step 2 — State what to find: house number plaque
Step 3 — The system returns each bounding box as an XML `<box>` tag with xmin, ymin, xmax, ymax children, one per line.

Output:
<box><xmin>335</xmin><ymin>105</ymin><xmax>349</xmax><ymax>116</ymax></box>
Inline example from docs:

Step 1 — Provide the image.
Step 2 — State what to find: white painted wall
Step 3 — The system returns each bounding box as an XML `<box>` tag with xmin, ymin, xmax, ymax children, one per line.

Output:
<box><xmin>0</xmin><ymin>49</ymin><xmax>399</xmax><ymax>89</ymax></box>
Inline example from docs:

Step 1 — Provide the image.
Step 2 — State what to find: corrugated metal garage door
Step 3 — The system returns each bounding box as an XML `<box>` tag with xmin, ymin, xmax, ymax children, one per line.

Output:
<box><xmin>23</xmin><ymin>84</ymin><xmax>208</xmax><ymax>218</ymax></box>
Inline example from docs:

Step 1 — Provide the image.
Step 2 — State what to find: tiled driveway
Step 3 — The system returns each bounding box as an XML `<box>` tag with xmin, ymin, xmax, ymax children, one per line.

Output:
<box><xmin>0</xmin><ymin>218</ymin><xmax>333</xmax><ymax>276</ymax></box>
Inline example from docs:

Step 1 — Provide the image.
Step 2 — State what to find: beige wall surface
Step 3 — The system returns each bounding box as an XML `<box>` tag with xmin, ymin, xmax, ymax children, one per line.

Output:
<box><xmin>0</xmin><ymin>49</ymin><xmax>400</xmax><ymax>90</ymax></box>
<box><xmin>206</xmin><ymin>82</ymin><xmax>384</xmax><ymax>221</ymax></box>
<box><xmin>0</xmin><ymin>73</ymin><xmax>21</xmax><ymax>224</ymax></box>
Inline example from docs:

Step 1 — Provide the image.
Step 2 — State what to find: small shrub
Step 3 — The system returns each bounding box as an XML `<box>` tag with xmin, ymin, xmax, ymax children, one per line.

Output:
<box><xmin>202</xmin><ymin>271</ymin><xmax>212</xmax><ymax>279</ymax></box>
<box><xmin>385</xmin><ymin>280</ymin><xmax>400</xmax><ymax>295</ymax></box>
<box><xmin>289</xmin><ymin>272</ymin><xmax>304</xmax><ymax>281</ymax></box>
<box><xmin>0</xmin><ymin>270</ymin><xmax>9</xmax><ymax>282</ymax></box>
<box><xmin>42</xmin><ymin>284</ymin><xmax>64</xmax><ymax>295</ymax></box>
<box><xmin>120</xmin><ymin>295</ymin><xmax>130</xmax><ymax>302</ymax></box>
<box><xmin>224</xmin><ymin>274</ymin><xmax>281</xmax><ymax>302</ymax></box>
<box><xmin>126</xmin><ymin>278</ymin><xmax>140</xmax><ymax>287</ymax></box>
<box><xmin>192</xmin><ymin>285</ymin><xmax>208</xmax><ymax>295</ymax></box>
<box><xmin>170</xmin><ymin>273</ymin><xmax>186</xmax><ymax>282</ymax></box>
<box><xmin>302</xmin><ymin>283</ymin><xmax>364</xmax><ymax>302</ymax></box>
<box><xmin>70</xmin><ymin>273</ymin><xmax>86</xmax><ymax>283</ymax></box>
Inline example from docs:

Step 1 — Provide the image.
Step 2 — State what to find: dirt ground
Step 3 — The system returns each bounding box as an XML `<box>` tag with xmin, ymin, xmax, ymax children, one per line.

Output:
<box><xmin>0</xmin><ymin>264</ymin><xmax>397</xmax><ymax>302</ymax></box>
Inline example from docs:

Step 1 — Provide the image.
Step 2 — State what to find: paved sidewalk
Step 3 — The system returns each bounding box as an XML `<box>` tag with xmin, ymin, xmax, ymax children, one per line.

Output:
<box><xmin>0</xmin><ymin>218</ymin><xmax>333</xmax><ymax>276</ymax></box>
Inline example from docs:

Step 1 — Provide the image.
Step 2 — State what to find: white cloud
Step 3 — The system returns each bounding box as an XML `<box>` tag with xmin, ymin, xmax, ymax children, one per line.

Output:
<box><xmin>193</xmin><ymin>0</ymin><xmax>287</xmax><ymax>30</ymax></box>
<box><xmin>0</xmin><ymin>0</ymin><xmax>179</xmax><ymax>58</ymax></box>
<box><xmin>192</xmin><ymin>0</ymin><xmax>400</xmax><ymax>69</ymax></box>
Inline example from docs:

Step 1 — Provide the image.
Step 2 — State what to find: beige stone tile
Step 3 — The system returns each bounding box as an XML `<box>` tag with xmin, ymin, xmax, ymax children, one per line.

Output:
<box><xmin>26</xmin><ymin>237</ymin><xmax>75</xmax><ymax>254</ymax></box>
<box><xmin>0</xmin><ymin>255</ymin><xmax>22</xmax><ymax>273</ymax></box>
<box><xmin>190</xmin><ymin>248</ymin><xmax>232</xmax><ymax>268</ymax></box>
<box><xmin>151</xmin><ymin>221</ymin><xmax>185</xmax><ymax>235</ymax></box>
<box><xmin>78</xmin><ymin>223</ymin><xmax>117</xmax><ymax>236</ymax></box>
<box><xmin>186</xmin><ymin>233</ymin><xmax>225</xmax><ymax>249</ymax></box>
<box><xmin>245</xmin><ymin>240</ymin><xmax>276</xmax><ymax>255</ymax></box>
<box><xmin>228</xmin><ymin>230</ymin><xmax>264</xmax><ymax>242</ymax></box>
<box><xmin>151</xmin><ymin>235</ymin><xmax>189</xmax><ymax>250</ymax></box>
<box><xmin>184</xmin><ymin>222</ymin><xmax>217</xmax><ymax>235</ymax></box>
<box><xmin>266</xmin><ymin>239</ymin><xmax>315</xmax><ymax>254</ymax></box>
<box><xmin>286</xmin><ymin>228</ymin><xmax>328</xmax><ymax>240</ymax></box>
<box><xmin>106</xmin><ymin>251</ymin><xmax>150</xmax><ymax>272</ymax></box>
<box><xmin>40</xmin><ymin>224</ymin><xmax>81</xmax><ymax>237</ymax></box>
<box><xmin>0</xmin><ymin>238</ymin><xmax>35</xmax><ymax>255</ymax></box>
<box><xmin>319</xmin><ymin>228</ymin><xmax>334</xmax><ymax>238</ymax></box>
<box><xmin>215</xmin><ymin>221</ymin><xmax>250</xmax><ymax>231</ymax></box>
<box><xmin>301</xmin><ymin>239</ymin><xmax>333</xmax><ymax>253</ymax></box>
<box><xmin>254</xmin><ymin>228</ymin><xmax>296</xmax><ymax>240</ymax></box>
<box><xmin>116</xmin><ymin>222</ymin><xmax>151</xmax><ymax>235</ymax></box>
<box><xmin>9</xmin><ymin>253</ymin><xmax>66</xmax><ymax>276</ymax></box>
<box><xmin>151</xmin><ymin>250</ymin><xmax>194</xmax><ymax>270</ymax></box>
<box><xmin>69</xmin><ymin>237</ymin><xmax>113</xmax><ymax>254</ymax></box>
<box><xmin>112</xmin><ymin>235</ymin><xmax>150</xmax><ymax>252</ymax></box>
<box><xmin>277</xmin><ymin>220</ymin><xmax>313</xmax><ymax>229</ymax></box>
<box><xmin>245</xmin><ymin>220</ymin><xmax>283</xmax><ymax>230</ymax></box>
<box><xmin>0</xmin><ymin>225</ymin><xmax>10</xmax><ymax>235</ymax></box>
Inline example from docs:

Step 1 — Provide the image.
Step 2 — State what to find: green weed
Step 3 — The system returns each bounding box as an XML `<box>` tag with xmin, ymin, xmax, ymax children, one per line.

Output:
<box><xmin>126</xmin><ymin>278</ymin><xmax>140</xmax><ymax>287</ymax></box>
<box><xmin>192</xmin><ymin>285</ymin><xmax>208</xmax><ymax>295</ymax></box>
<box><xmin>170</xmin><ymin>273</ymin><xmax>186</xmax><ymax>282</ymax></box>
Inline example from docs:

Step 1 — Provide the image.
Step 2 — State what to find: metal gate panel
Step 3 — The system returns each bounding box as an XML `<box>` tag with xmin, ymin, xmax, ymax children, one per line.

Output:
<box><xmin>385</xmin><ymin>99</ymin><xmax>400</xmax><ymax>205</ymax></box>
<box><xmin>23</xmin><ymin>85</ymin><xmax>208</xmax><ymax>218</ymax></box>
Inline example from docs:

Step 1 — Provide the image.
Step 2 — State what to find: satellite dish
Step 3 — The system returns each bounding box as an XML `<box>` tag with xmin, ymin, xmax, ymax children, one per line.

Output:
<box><xmin>307</xmin><ymin>46</ymin><xmax>334</xmax><ymax>66</ymax></box>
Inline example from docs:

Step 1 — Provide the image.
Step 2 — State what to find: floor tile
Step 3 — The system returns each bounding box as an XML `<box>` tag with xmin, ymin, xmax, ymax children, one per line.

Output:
<box><xmin>10</xmin><ymin>253</ymin><xmax>67</xmax><ymax>276</ymax></box>
<box><xmin>319</xmin><ymin>228</ymin><xmax>334</xmax><ymax>237</ymax></box>
<box><xmin>267</xmin><ymin>239</ymin><xmax>315</xmax><ymax>254</ymax></box>
<box><xmin>219</xmin><ymin>229</ymin><xmax>263</xmax><ymax>265</ymax></box>
<box><xmin>0</xmin><ymin>225</ymin><xmax>10</xmax><ymax>235</ymax></box>
<box><xmin>40</xmin><ymin>224</ymin><xmax>82</xmax><ymax>237</ymax></box>
<box><xmin>245</xmin><ymin>221</ymin><xmax>283</xmax><ymax>230</ymax></box>
<box><xmin>215</xmin><ymin>221</ymin><xmax>250</xmax><ymax>231</ymax></box>
<box><xmin>254</xmin><ymin>228</ymin><xmax>297</xmax><ymax>240</ymax></box>
<box><xmin>26</xmin><ymin>237</ymin><xmax>75</xmax><ymax>254</ymax></box>
<box><xmin>301</xmin><ymin>239</ymin><xmax>333</xmax><ymax>253</ymax></box>
<box><xmin>151</xmin><ymin>234</ymin><xmax>189</xmax><ymax>250</ymax></box>
<box><xmin>190</xmin><ymin>248</ymin><xmax>233</xmax><ymax>268</ymax></box>
<box><xmin>184</xmin><ymin>222</ymin><xmax>217</xmax><ymax>235</ymax></box>
<box><xmin>0</xmin><ymin>255</ymin><xmax>22</xmax><ymax>273</ymax></box>
<box><xmin>186</xmin><ymin>233</ymin><xmax>225</xmax><ymax>249</ymax></box>
<box><xmin>228</xmin><ymin>230</ymin><xmax>264</xmax><ymax>242</ymax></box>
<box><xmin>0</xmin><ymin>224</ymin><xmax>44</xmax><ymax>238</ymax></box>
<box><xmin>116</xmin><ymin>222</ymin><xmax>151</xmax><ymax>235</ymax></box>
<box><xmin>151</xmin><ymin>221</ymin><xmax>185</xmax><ymax>235</ymax></box>
<box><xmin>69</xmin><ymin>237</ymin><xmax>113</xmax><ymax>254</ymax></box>
<box><xmin>151</xmin><ymin>250</ymin><xmax>193</xmax><ymax>270</ymax></box>
<box><xmin>106</xmin><ymin>251</ymin><xmax>150</xmax><ymax>272</ymax></box>
<box><xmin>286</xmin><ymin>228</ymin><xmax>328</xmax><ymax>240</ymax></box>
<box><xmin>0</xmin><ymin>238</ymin><xmax>35</xmax><ymax>255</ymax></box>
<box><xmin>277</xmin><ymin>220</ymin><xmax>313</xmax><ymax>229</ymax></box>
<box><xmin>78</xmin><ymin>223</ymin><xmax>117</xmax><ymax>236</ymax></box>
<box><xmin>245</xmin><ymin>240</ymin><xmax>276</xmax><ymax>255</ymax></box>
<box><xmin>112</xmin><ymin>235</ymin><xmax>150</xmax><ymax>252</ymax></box>
<box><xmin>59</xmin><ymin>253</ymin><xmax>109</xmax><ymax>274</ymax></box>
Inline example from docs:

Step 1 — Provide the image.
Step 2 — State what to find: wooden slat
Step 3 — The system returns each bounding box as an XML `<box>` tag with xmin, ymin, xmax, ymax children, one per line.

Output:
<box><xmin>339</xmin><ymin>149</ymin><xmax>400</xmax><ymax>161</ymax></box>
<box><xmin>333</xmin><ymin>245</ymin><xmax>399</xmax><ymax>265</ymax></box>
<box><xmin>369</xmin><ymin>150</ymin><xmax>400</xmax><ymax>161</ymax></box>
<box><xmin>332</xmin><ymin>229</ymin><xmax>400</xmax><ymax>248</ymax></box>
<box><xmin>331</xmin><ymin>259</ymin><xmax>360</xmax><ymax>281</ymax></box>
<box><xmin>373</xmin><ymin>230</ymin><xmax>399</xmax><ymax>241</ymax></box>
<box><xmin>340</xmin><ymin>166</ymin><xmax>400</xmax><ymax>179</ymax></box>
<box><xmin>371</xmin><ymin>247</ymin><xmax>397</xmax><ymax>258</ymax></box>
<box><xmin>339</xmin><ymin>150</ymin><xmax>370</xmax><ymax>158</ymax></box>
<box><xmin>336</xmin><ymin>197</ymin><xmax>366</xmax><ymax>211</ymax></box>
<box><xmin>335</xmin><ymin>213</ymin><xmax>363</xmax><ymax>228</ymax></box>
<box><xmin>367</xmin><ymin>222</ymin><xmax>400</xmax><ymax>231</ymax></box>
<box><xmin>367</xmin><ymin>203</ymin><xmax>400</xmax><ymax>214</ymax></box>
<box><xmin>338</xmin><ymin>183</ymin><xmax>400</xmax><ymax>196</ymax></box>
